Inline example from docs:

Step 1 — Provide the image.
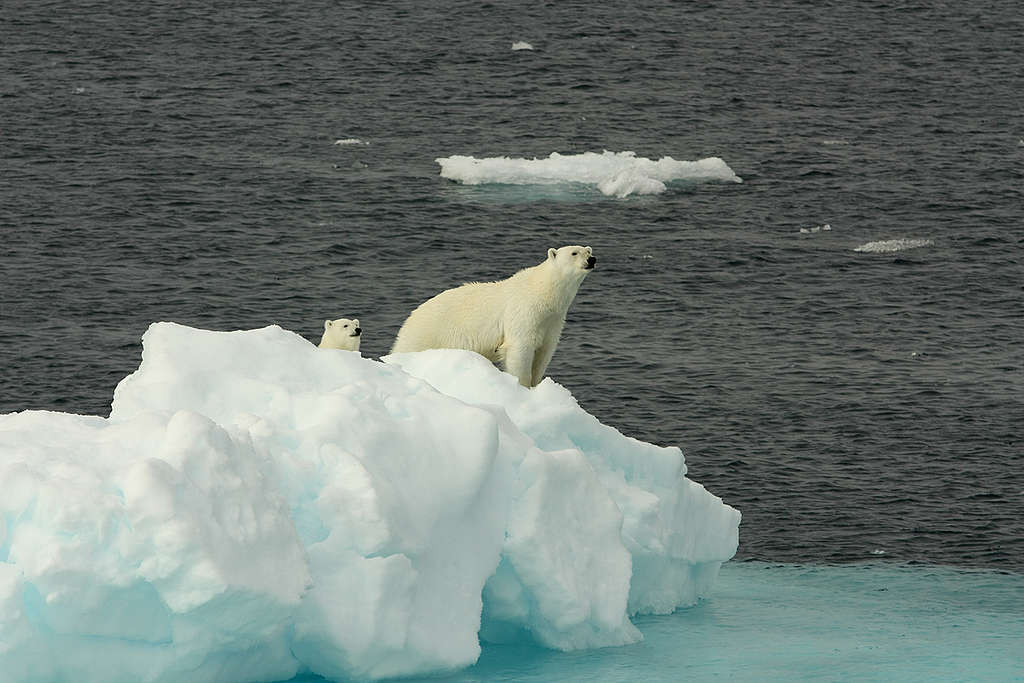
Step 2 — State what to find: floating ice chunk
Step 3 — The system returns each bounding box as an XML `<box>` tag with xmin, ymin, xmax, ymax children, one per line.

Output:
<box><xmin>385</xmin><ymin>349</ymin><xmax>741</xmax><ymax>616</ymax></box>
<box><xmin>799</xmin><ymin>223</ymin><xmax>832</xmax><ymax>234</ymax></box>
<box><xmin>597</xmin><ymin>168</ymin><xmax>667</xmax><ymax>198</ymax></box>
<box><xmin>436</xmin><ymin>150</ymin><xmax>742</xmax><ymax>198</ymax></box>
<box><xmin>0</xmin><ymin>323</ymin><xmax>740</xmax><ymax>682</ymax></box>
<box><xmin>511</xmin><ymin>41</ymin><xmax>534</xmax><ymax>51</ymax></box>
<box><xmin>0</xmin><ymin>408</ymin><xmax>309</xmax><ymax>683</ymax></box>
<box><xmin>111</xmin><ymin>324</ymin><xmax>508</xmax><ymax>680</ymax></box>
<box><xmin>854</xmin><ymin>238</ymin><xmax>933</xmax><ymax>253</ymax></box>
<box><xmin>484</xmin><ymin>441</ymin><xmax>640</xmax><ymax>649</ymax></box>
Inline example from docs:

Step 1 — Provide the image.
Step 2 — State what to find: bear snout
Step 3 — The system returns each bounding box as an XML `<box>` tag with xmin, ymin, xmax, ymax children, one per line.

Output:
<box><xmin>352</xmin><ymin>327</ymin><xmax>362</xmax><ymax>336</ymax></box>
<box><xmin>585</xmin><ymin>256</ymin><xmax>596</xmax><ymax>269</ymax></box>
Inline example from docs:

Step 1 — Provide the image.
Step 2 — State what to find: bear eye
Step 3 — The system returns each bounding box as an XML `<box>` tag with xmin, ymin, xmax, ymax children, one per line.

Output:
<box><xmin>572</xmin><ymin>251</ymin><xmax>578</xmax><ymax>256</ymax></box>
<box><xmin>342</xmin><ymin>324</ymin><xmax>348</xmax><ymax>328</ymax></box>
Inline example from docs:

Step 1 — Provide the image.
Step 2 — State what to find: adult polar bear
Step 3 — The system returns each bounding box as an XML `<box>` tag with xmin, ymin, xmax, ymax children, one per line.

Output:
<box><xmin>391</xmin><ymin>245</ymin><xmax>596</xmax><ymax>387</ymax></box>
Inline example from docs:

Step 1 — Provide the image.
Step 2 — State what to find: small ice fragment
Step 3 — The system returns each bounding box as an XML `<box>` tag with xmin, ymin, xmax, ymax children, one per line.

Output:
<box><xmin>854</xmin><ymin>238</ymin><xmax>933</xmax><ymax>253</ymax></box>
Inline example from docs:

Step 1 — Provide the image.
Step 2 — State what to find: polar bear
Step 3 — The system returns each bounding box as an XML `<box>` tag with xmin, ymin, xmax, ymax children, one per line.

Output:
<box><xmin>391</xmin><ymin>245</ymin><xmax>596</xmax><ymax>387</ymax></box>
<box><xmin>319</xmin><ymin>318</ymin><xmax>362</xmax><ymax>352</ymax></box>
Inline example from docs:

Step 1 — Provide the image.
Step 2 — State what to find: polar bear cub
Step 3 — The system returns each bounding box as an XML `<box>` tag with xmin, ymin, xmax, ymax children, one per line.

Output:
<box><xmin>319</xmin><ymin>318</ymin><xmax>362</xmax><ymax>352</ymax></box>
<box><xmin>391</xmin><ymin>245</ymin><xmax>596</xmax><ymax>387</ymax></box>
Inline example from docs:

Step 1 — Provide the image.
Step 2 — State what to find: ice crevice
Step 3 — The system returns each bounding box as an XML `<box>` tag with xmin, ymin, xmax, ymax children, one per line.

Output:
<box><xmin>0</xmin><ymin>322</ymin><xmax>740</xmax><ymax>682</ymax></box>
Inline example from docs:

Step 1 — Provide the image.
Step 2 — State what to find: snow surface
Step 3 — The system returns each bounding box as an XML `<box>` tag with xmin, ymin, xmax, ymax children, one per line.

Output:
<box><xmin>435</xmin><ymin>150</ymin><xmax>743</xmax><ymax>198</ymax></box>
<box><xmin>0</xmin><ymin>323</ymin><xmax>739</xmax><ymax>683</ymax></box>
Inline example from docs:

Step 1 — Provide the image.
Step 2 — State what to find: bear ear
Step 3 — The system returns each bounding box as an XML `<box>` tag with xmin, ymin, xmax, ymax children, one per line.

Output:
<box><xmin>547</xmin><ymin>247</ymin><xmax>557</xmax><ymax>260</ymax></box>
<box><xmin>324</xmin><ymin>319</ymin><xmax>332</xmax><ymax>330</ymax></box>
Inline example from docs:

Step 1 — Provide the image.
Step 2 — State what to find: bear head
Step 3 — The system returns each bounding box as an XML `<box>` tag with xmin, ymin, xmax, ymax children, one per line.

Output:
<box><xmin>319</xmin><ymin>318</ymin><xmax>362</xmax><ymax>352</ymax></box>
<box><xmin>546</xmin><ymin>245</ymin><xmax>596</xmax><ymax>277</ymax></box>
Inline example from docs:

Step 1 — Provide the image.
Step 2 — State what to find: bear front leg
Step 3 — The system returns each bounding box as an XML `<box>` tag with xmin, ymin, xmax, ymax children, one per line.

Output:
<box><xmin>531</xmin><ymin>339</ymin><xmax>558</xmax><ymax>387</ymax></box>
<box><xmin>503</xmin><ymin>344</ymin><xmax>536</xmax><ymax>387</ymax></box>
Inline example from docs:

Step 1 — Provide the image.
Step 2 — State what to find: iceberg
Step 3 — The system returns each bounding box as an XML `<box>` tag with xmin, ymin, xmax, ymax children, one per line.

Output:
<box><xmin>436</xmin><ymin>150</ymin><xmax>743</xmax><ymax>198</ymax></box>
<box><xmin>0</xmin><ymin>323</ymin><xmax>740</xmax><ymax>682</ymax></box>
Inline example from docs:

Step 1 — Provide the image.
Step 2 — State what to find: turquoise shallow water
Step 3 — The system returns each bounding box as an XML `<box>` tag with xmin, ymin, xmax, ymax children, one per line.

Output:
<box><xmin>287</xmin><ymin>562</ymin><xmax>1024</xmax><ymax>682</ymax></box>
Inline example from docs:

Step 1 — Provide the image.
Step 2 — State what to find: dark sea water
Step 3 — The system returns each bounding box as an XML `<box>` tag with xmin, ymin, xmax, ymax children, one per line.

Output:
<box><xmin>3</xmin><ymin>0</ymin><xmax>1022</xmax><ymax>583</ymax></box>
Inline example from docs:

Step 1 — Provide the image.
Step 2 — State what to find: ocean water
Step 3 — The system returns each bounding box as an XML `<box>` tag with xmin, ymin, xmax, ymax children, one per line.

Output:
<box><xmin>357</xmin><ymin>562</ymin><xmax>1024</xmax><ymax>683</ymax></box>
<box><xmin>2</xmin><ymin>0</ymin><xmax>1023</xmax><ymax>679</ymax></box>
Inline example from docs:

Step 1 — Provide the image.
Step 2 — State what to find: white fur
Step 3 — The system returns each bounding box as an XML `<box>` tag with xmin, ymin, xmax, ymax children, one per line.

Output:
<box><xmin>319</xmin><ymin>318</ymin><xmax>362</xmax><ymax>352</ymax></box>
<box><xmin>391</xmin><ymin>245</ymin><xmax>595</xmax><ymax>387</ymax></box>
